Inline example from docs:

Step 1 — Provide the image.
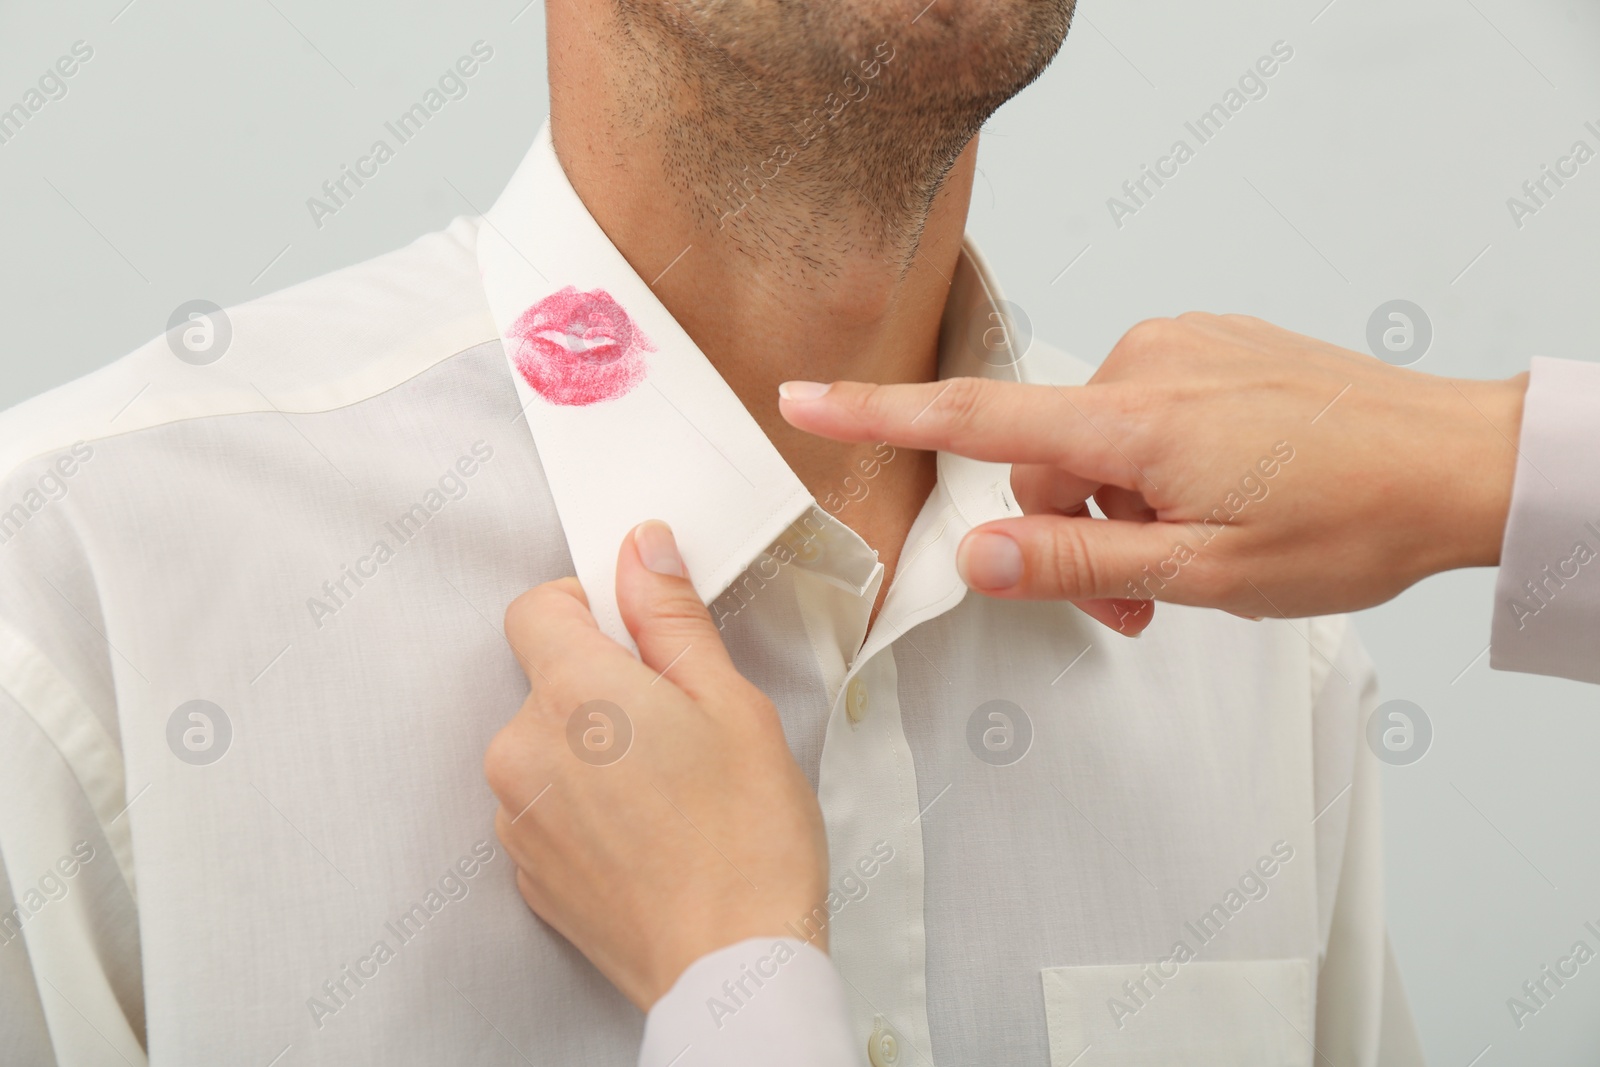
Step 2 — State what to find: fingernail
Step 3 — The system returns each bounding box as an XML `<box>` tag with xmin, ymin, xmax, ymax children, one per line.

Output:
<box><xmin>634</xmin><ymin>520</ymin><xmax>684</xmax><ymax>577</ymax></box>
<box><xmin>779</xmin><ymin>381</ymin><xmax>831</xmax><ymax>401</ymax></box>
<box><xmin>960</xmin><ymin>532</ymin><xmax>1023</xmax><ymax>591</ymax></box>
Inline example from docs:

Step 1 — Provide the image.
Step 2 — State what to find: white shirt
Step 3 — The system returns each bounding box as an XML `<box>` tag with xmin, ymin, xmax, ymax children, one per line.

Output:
<box><xmin>0</xmin><ymin>119</ymin><xmax>1423</xmax><ymax>1067</ymax></box>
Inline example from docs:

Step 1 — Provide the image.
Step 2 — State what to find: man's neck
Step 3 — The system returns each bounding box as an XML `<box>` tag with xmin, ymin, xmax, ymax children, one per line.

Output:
<box><xmin>548</xmin><ymin>2</ymin><xmax>981</xmax><ymax>605</ymax></box>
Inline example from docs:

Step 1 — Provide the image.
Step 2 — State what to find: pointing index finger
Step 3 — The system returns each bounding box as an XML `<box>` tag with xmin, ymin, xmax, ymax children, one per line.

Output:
<box><xmin>777</xmin><ymin>377</ymin><xmax>1138</xmax><ymax>487</ymax></box>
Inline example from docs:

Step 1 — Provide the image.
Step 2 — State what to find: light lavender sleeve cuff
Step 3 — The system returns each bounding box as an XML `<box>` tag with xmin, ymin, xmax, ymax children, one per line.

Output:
<box><xmin>1491</xmin><ymin>356</ymin><xmax>1600</xmax><ymax>683</ymax></box>
<box><xmin>638</xmin><ymin>938</ymin><xmax>864</xmax><ymax>1067</ymax></box>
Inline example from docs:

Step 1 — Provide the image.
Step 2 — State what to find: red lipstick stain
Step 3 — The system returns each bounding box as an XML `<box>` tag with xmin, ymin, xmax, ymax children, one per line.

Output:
<box><xmin>508</xmin><ymin>287</ymin><xmax>652</xmax><ymax>406</ymax></box>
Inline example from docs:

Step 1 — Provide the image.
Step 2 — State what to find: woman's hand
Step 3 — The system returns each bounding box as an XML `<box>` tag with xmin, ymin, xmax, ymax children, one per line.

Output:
<box><xmin>485</xmin><ymin>521</ymin><xmax>829</xmax><ymax>1010</ymax></box>
<box><xmin>780</xmin><ymin>313</ymin><xmax>1528</xmax><ymax>622</ymax></box>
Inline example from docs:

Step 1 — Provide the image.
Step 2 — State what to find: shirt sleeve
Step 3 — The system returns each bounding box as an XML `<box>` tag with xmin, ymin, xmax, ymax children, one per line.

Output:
<box><xmin>1304</xmin><ymin>616</ymin><xmax>1427</xmax><ymax>1066</ymax></box>
<box><xmin>0</xmin><ymin>683</ymin><xmax>146</xmax><ymax>1067</ymax></box>
<box><xmin>1491</xmin><ymin>356</ymin><xmax>1600</xmax><ymax>683</ymax></box>
<box><xmin>0</xmin><ymin>448</ymin><xmax>147</xmax><ymax>1066</ymax></box>
<box><xmin>0</xmin><ymin>844</ymin><xmax>60</xmax><ymax>1067</ymax></box>
<box><xmin>638</xmin><ymin>938</ymin><xmax>865</xmax><ymax>1067</ymax></box>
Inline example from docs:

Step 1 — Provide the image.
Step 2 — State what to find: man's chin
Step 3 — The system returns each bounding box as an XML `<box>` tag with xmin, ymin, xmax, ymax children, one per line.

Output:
<box><xmin>654</xmin><ymin>0</ymin><xmax>1075</xmax><ymax>101</ymax></box>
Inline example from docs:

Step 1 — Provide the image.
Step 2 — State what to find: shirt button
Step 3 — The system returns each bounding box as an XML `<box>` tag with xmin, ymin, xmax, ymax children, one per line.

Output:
<box><xmin>867</xmin><ymin>1018</ymin><xmax>901</xmax><ymax>1066</ymax></box>
<box><xmin>845</xmin><ymin>677</ymin><xmax>869</xmax><ymax>724</ymax></box>
<box><xmin>795</xmin><ymin>534</ymin><xmax>825</xmax><ymax>564</ymax></box>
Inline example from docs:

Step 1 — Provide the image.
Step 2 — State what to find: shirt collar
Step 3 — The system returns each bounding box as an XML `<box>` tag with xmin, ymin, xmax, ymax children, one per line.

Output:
<box><xmin>478</xmin><ymin>119</ymin><xmax>1025</xmax><ymax>646</ymax></box>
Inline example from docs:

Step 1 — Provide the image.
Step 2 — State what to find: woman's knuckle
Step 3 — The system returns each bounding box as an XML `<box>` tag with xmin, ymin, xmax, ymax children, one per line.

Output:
<box><xmin>1045</xmin><ymin>524</ymin><xmax>1102</xmax><ymax>597</ymax></box>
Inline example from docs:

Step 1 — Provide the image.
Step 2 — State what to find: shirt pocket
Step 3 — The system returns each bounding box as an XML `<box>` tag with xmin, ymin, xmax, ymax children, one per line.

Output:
<box><xmin>1041</xmin><ymin>958</ymin><xmax>1314</xmax><ymax>1067</ymax></box>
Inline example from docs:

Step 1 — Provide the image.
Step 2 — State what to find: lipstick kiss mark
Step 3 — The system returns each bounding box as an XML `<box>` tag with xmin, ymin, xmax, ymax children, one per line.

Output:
<box><xmin>509</xmin><ymin>286</ymin><xmax>653</xmax><ymax>406</ymax></box>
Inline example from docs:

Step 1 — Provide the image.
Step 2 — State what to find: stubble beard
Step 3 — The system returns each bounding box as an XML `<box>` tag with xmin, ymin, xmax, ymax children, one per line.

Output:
<box><xmin>613</xmin><ymin>0</ymin><xmax>1076</xmax><ymax>276</ymax></box>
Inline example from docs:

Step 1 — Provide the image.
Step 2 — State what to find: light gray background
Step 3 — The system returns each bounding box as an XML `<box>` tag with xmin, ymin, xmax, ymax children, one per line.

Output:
<box><xmin>2</xmin><ymin>0</ymin><xmax>1597</xmax><ymax>1063</ymax></box>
